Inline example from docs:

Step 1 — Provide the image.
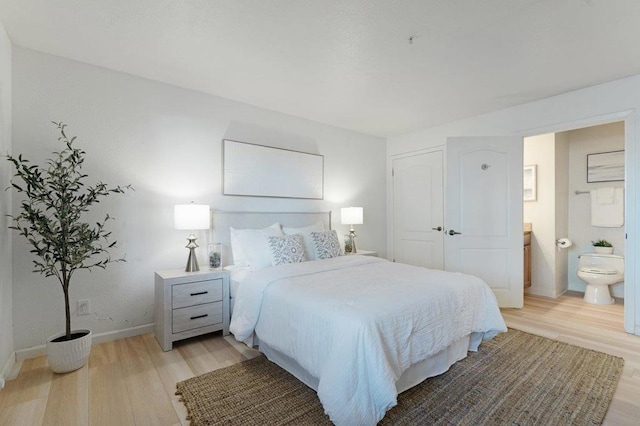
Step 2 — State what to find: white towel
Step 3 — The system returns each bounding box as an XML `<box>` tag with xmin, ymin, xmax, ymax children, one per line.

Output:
<box><xmin>596</xmin><ymin>187</ymin><xmax>615</xmax><ymax>204</ymax></box>
<box><xmin>591</xmin><ymin>187</ymin><xmax>624</xmax><ymax>227</ymax></box>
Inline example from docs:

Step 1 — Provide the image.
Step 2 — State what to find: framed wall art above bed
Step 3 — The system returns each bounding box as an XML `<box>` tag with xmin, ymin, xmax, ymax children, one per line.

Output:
<box><xmin>222</xmin><ymin>139</ymin><xmax>324</xmax><ymax>199</ymax></box>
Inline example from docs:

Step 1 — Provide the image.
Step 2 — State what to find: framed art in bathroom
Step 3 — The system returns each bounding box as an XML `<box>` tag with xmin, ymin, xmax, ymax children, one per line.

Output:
<box><xmin>523</xmin><ymin>165</ymin><xmax>537</xmax><ymax>201</ymax></box>
<box><xmin>587</xmin><ymin>150</ymin><xmax>624</xmax><ymax>183</ymax></box>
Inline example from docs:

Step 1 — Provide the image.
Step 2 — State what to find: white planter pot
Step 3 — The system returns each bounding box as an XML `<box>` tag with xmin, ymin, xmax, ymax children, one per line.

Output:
<box><xmin>594</xmin><ymin>246</ymin><xmax>614</xmax><ymax>254</ymax></box>
<box><xmin>46</xmin><ymin>329</ymin><xmax>92</xmax><ymax>373</ymax></box>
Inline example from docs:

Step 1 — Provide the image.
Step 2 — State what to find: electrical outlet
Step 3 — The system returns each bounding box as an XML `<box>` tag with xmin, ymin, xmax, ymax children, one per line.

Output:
<box><xmin>77</xmin><ymin>299</ymin><xmax>90</xmax><ymax>316</ymax></box>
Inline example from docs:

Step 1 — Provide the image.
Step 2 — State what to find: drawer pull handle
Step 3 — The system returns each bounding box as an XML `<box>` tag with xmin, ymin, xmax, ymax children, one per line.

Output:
<box><xmin>190</xmin><ymin>291</ymin><xmax>208</xmax><ymax>296</ymax></box>
<box><xmin>190</xmin><ymin>314</ymin><xmax>208</xmax><ymax>320</ymax></box>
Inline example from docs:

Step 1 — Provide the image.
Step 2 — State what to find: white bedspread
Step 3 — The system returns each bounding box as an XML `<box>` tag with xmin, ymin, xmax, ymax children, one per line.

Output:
<box><xmin>230</xmin><ymin>256</ymin><xmax>507</xmax><ymax>426</ymax></box>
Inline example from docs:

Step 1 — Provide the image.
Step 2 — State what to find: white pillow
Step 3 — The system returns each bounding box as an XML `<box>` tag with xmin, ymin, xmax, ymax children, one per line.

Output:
<box><xmin>267</xmin><ymin>234</ymin><xmax>306</xmax><ymax>266</ymax></box>
<box><xmin>283</xmin><ymin>221</ymin><xmax>325</xmax><ymax>260</ymax></box>
<box><xmin>229</xmin><ymin>231</ymin><xmax>250</xmax><ymax>266</ymax></box>
<box><xmin>310</xmin><ymin>230</ymin><xmax>343</xmax><ymax>259</ymax></box>
<box><xmin>234</xmin><ymin>223</ymin><xmax>284</xmax><ymax>270</ymax></box>
<box><xmin>230</xmin><ymin>223</ymin><xmax>282</xmax><ymax>267</ymax></box>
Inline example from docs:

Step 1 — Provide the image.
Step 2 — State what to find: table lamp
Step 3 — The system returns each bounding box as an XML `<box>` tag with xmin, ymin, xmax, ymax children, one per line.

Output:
<box><xmin>174</xmin><ymin>202</ymin><xmax>210</xmax><ymax>272</ymax></box>
<box><xmin>341</xmin><ymin>206</ymin><xmax>363</xmax><ymax>254</ymax></box>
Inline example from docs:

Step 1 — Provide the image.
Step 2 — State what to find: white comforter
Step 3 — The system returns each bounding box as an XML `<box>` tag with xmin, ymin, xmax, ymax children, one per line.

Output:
<box><xmin>230</xmin><ymin>256</ymin><xmax>507</xmax><ymax>425</ymax></box>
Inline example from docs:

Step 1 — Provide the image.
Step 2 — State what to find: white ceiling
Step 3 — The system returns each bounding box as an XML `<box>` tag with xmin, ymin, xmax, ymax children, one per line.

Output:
<box><xmin>1</xmin><ymin>0</ymin><xmax>640</xmax><ymax>137</ymax></box>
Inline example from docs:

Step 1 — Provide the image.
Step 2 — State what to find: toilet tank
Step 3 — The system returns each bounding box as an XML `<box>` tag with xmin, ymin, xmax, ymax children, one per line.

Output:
<box><xmin>578</xmin><ymin>253</ymin><xmax>624</xmax><ymax>273</ymax></box>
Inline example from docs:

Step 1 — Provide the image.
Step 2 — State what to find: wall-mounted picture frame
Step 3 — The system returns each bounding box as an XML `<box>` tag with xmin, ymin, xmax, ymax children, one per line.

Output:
<box><xmin>523</xmin><ymin>165</ymin><xmax>537</xmax><ymax>202</ymax></box>
<box><xmin>587</xmin><ymin>150</ymin><xmax>624</xmax><ymax>183</ymax></box>
<box><xmin>223</xmin><ymin>139</ymin><xmax>324</xmax><ymax>199</ymax></box>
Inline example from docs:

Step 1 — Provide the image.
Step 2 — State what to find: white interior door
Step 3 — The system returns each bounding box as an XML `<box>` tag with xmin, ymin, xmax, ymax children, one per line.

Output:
<box><xmin>445</xmin><ymin>137</ymin><xmax>523</xmax><ymax>308</ymax></box>
<box><xmin>392</xmin><ymin>151</ymin><xmax>444</xmax><ymax>269</ymax></box>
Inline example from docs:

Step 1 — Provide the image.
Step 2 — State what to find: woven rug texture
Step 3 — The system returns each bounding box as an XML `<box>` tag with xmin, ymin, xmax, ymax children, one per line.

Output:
<box><xmin>176</xmin><ymin>329</ymin><xmax>623</xmax><ymax>425</ymax></box>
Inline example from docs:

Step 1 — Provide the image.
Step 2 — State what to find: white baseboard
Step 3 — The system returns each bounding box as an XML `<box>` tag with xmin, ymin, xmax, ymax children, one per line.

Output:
<box><xmin>0</xmin><ymin>352</ymin><xmax>16</xmax><ymax>389</ymax></box>
<box><xmin>15</xmin><ymin>323</ymin><xmax>155</xmax><ymax>362</ymax></box>
<box><xmin>91</xmin><ymin>323</ymin><xmax>155</xmax><ymax>346</ymax></box>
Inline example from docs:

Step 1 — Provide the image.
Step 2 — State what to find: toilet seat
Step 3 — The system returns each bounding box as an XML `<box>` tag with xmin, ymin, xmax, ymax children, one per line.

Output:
<box><xmin>578</xmin><ymin>266</ymin><xmax>618</xmax><ymax>275</ymax></box>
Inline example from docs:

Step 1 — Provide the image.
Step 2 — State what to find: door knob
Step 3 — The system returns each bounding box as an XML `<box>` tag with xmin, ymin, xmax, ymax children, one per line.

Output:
<box><xmin>432</xmin><ymin>226</ymin><xmax>443</xmax><ymax>231</ymax></box>
<box><xmin>448</xmin><ymin>229</ymin><xmax>462</xmax><ymax>236</ymax></box>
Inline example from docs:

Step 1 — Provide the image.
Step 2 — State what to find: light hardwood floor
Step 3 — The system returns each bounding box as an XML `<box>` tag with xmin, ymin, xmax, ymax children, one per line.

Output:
<box><xmin>1</xmin><ymin>292</ymin><xmax>639</xmax><ymax>425</ymax></box>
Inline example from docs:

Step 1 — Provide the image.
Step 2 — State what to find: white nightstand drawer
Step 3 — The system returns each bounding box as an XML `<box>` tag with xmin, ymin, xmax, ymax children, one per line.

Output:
<box><xmin>172</xmin><ymin>301</ymin><xmax>223</xmax><ymax>334</ymax></box>
<box><xmin>155</xmin><ymin>269</ymin><xmax>230</xmax><ymax>351</ymax></box>
<box><xmin>172</xmin><ymin>279</ymin><xmax>222</xmax><ymax>309</ymax></box>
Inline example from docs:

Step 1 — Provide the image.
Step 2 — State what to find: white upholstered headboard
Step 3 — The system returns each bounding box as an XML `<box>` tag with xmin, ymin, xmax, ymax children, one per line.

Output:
<box><xmin>211</xmin><ymin>210</ymin><xmax>332</xmax><ymax>266</ymax></box>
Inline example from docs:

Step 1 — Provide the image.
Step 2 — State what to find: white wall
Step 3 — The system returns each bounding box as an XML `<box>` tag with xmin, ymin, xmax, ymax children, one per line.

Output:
<box><xmin>565</xmin><ymin>122</ymin><xmax>625</xmax><ymax>296</ymax></box>
<box><xmin>11</xmin><ymin>47</ymin><xmax>386</xmax><ymax>351</ymax></box>
<box><xmin>523</xmin><ymin>132</ymin><xmax>570</xmax><ymax>298</ymax></box>
<box><xmin>0</xmin><ymin>18</ymin><xmax>13</xmax><ymax>382</ymax></box>
<box><xmin>523</xmin><ymin>134</ymin><xmax>558</xmax><ymax>297</ymax></box>
<box><xmin>388</xmin><ymin>74</ymin><xmax>639</xmax><ymax>334</ymax></box>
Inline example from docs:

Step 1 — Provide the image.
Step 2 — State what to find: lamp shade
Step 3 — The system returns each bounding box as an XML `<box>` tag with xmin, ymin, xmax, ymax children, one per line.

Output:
<box><xmin>341</xmin><ymin>207</ymin><xmax>363</xmax><ymax>225</ymax></box>
<box><xmin>174</xmin><ymin>203</ymin><xmax>210</xmax><ymax>230</ymax></box>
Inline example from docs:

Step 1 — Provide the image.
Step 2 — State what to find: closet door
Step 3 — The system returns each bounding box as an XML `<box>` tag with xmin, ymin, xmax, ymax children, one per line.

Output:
<box><xmin>392</xmin><ymin>151</ymin><xmax>444</xmax><ymax>269</ymax></box>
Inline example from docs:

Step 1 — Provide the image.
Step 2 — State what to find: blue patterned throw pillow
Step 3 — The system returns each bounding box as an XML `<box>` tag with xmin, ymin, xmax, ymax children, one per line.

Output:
<box><xmin>310</xmin><ymin>230</ymin><xmax>343</xmax><ymax>259</ymax></box>
<box><xmin>267</xmin><ymin>234</ymin><xmax>306</xmax><ymax>265</ymax></box>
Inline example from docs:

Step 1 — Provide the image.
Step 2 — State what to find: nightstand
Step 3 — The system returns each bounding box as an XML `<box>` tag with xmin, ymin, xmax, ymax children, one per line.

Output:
<box><xmin>348</xmin><ymin>250</ymin><xmax>378</xmax><ymax>257</ymax></box>
<box><xmin>154</xmin><ymin>268</ymin><xmax>230</xmax><ymax>352</ymax></box>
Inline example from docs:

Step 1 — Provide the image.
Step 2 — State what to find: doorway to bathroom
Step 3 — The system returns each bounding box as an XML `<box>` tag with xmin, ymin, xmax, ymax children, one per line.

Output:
<box><xmin>522</xmin><ymin>121</ymin><xmax>626</xmax><ymax>327</ymax></box>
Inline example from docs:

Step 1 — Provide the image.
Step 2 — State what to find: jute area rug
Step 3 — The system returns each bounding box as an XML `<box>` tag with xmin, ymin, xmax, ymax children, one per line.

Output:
<box><xmin>176</xmin><ymin>329</ymin><xmax>623</xmax><ymax>425</ymax></box>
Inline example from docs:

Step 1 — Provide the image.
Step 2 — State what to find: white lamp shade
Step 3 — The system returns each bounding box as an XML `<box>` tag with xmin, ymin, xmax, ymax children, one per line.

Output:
<box><xmin>341</xmin><ymin>207</ymin><xmax>363</xmax><ymax>225</ymax></box>
<box><xmin>174</xmin><ymin>204</ymin><xmax>210</xmax><ymax>230</ymax></box>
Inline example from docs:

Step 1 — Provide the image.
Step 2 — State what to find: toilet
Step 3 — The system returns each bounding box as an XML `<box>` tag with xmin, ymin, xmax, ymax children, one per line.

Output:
<box><xmin>577</xmin><ymin>253</ymin><xmax>624</xmax><ymax>305</ymax></box>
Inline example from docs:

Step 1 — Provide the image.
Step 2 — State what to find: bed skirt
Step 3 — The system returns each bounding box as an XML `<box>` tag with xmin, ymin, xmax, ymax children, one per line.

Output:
<box><xmin>259</xmin><ymin>332</ymin><xmax>484</xmax><ymax>394</ymax></box>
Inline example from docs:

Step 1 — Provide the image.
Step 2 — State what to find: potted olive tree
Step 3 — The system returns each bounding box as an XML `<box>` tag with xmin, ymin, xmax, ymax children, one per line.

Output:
<box><xmin>6</xmin><ymin>122</ymin><xmax>131</xmax><ymax>373</ymax></box>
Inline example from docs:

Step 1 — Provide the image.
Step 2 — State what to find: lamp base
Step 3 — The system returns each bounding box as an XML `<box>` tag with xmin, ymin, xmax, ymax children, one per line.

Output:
<box><xmin>349</xmin><ymin>228</ymin><xmax>357</xmax><ymax>254</ymax></box>
<box><xmin>184</xmin><ymin>233</ymin><xmax>200</xmax><ymax>272</ymax></box>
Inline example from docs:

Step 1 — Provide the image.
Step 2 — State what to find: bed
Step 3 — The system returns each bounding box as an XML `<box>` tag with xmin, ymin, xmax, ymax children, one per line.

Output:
<box><xmin>213</xmin><ymin>211</ymin><xmax>507</xmax><ymax>426</ymax></box>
